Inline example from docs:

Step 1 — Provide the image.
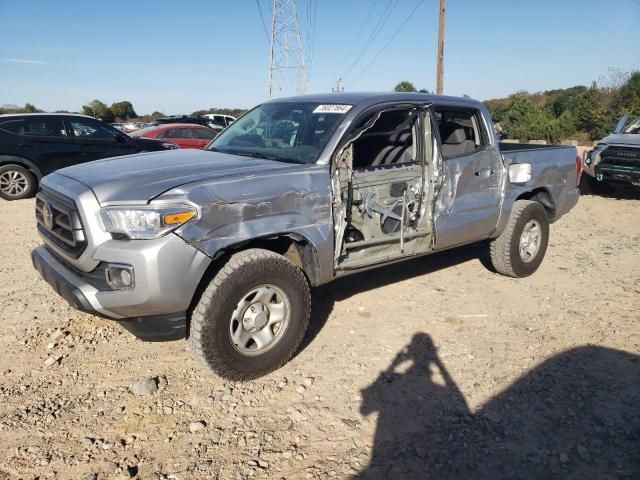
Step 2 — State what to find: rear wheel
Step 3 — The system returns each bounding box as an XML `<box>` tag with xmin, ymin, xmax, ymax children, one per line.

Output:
<box><xmin>0</xmin><ymin>164</ymin><xmax>36</xmax><ymax>200</ymax></box>
<box><xmin>489</xmin><ymin>200</ymin><xmax>549</xmax><ymax>278</ymax></box>
<box><xmin>188</xmin><ymin>248</ymin><xmax>311</xmax><ymax>380</ymax></box>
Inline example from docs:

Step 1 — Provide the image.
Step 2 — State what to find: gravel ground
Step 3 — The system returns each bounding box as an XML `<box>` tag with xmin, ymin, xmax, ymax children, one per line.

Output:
<box><xmin>0</xmin><ymin>190</ymin><xmax>639</xmax><ymax>479</ymax></box>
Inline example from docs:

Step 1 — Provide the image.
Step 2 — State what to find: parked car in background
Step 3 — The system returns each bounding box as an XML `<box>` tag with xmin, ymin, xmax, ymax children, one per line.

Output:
<box><xmin>0</xmin><ymin>113</ymin><xmax>179</xmax><ymax>200</ymax></box>
<box><xmin>581</xmin><ymin>113</ymin><xmax>640</xmax><ymax>194</ymax></box>
<box><xmin>153</xmin><ymin>115</ymin><xmax>223</xmax><ymax>131</ymax></box>
<box><xmin>130</xmin><ymin>123</ymin><xmax>218</xmax><ymax>149</ymax></box>
<box><xmin>202</xmin><ymin>114</ymin><xmax>236</xmax><ymax>130</ymax></box>
<box><xmin>30</xmin><ymin>93</ymin><xmax>580</xmax><ymax>379</ymax></box>
<box><xmin>111</xmin><ymin>123</ymin><xmax>125</xmax><ymax>131</ymax></box>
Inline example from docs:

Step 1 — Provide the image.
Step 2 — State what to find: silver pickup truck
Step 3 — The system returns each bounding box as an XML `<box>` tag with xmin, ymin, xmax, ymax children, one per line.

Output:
<box><xmin>31</xmin><ymin>93</ymin><xmax>580</xmax><ymax>379</ymax></box>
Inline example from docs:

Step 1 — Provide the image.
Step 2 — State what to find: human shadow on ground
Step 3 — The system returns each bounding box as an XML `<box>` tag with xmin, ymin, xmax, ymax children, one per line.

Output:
<box><xmin>355</xmin><ymin>333</ymin><xmax>640</xmax><ymax>479</ymax></box>
<box><xmin>300</xmin><ymin>242</ymin><xmax>491</xmax><ymax>353</ymax></box>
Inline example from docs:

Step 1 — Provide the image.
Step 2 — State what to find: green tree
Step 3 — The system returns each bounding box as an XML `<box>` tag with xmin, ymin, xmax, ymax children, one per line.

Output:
<box><xmin>82</xmin><ymin>100</ymin><xmax>114</xmax><ymax>123</ymax></box>
<box><xmin>612</xmin><ymin>71</ymin><xmax>640</xmax><ymax>119</ymax></box>
<box><xmin>394</xmin><ymin>81</ymin><xmax>417</xmax><ymax>92</ymax></box>
<box><xmin>23</xmin><ymin>103</ymin><xmax>41</xmax><ymax>113</ymax></box>
<box><xmin>498</xmin><ymin>93</ymin><xmax>570</xmax><ymax>143</ymax></box>
<box><xmin>110</xmin><ymin>101</ymin><xmax>137</xmax><ymax>120</ymax></box>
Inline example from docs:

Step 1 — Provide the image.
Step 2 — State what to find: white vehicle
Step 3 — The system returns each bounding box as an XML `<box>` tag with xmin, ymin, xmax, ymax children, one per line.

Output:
<box><xmin>202</xmin><ymin>114</ymin><xmax>236</xmax><ymax>129</ymax></box>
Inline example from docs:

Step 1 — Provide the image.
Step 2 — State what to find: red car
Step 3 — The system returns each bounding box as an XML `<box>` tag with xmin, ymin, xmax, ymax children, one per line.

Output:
<box><xmin>130</xmin><ymin>124</ymin><xmax>218</xmax><ymax>149</ymax></box>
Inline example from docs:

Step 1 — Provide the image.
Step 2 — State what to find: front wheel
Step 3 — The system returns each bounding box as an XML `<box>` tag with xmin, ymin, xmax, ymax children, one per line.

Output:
<box><xmin>489</xmin><ymin>200</ymin><xmax>549</xmax><ymax>278</ymax></box>
<box><xmin>188</xmin><ymin>248</ymin><xmax>311</xmax><ymax>380</ymax></box>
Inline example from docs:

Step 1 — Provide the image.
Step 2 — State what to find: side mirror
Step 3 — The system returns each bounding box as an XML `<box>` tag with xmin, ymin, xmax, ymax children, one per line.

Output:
<box><xmin>113</xmin><ymin>131</ymin><xmax>126</xmax><ymax>143</ymax></box>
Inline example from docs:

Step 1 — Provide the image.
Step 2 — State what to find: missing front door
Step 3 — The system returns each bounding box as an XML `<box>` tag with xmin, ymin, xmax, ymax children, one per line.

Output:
<box><xmin>334</xmin><ymin>105</ymin><xmax>436</xmax><ymax>270</ymax></box>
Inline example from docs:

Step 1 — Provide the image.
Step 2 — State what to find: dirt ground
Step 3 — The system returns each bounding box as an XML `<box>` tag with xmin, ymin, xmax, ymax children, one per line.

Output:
<box><xmin>0</xmin><ymin>189</ymin><xmax>639</xmax><ymax>480</ymax></box>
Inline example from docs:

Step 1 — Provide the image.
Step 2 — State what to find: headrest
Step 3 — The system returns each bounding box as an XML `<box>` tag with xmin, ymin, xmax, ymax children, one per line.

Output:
<box><xmin>440</xmin><ymin>122</ymin><xmax>466</xmax><ymax>144</ymax></box>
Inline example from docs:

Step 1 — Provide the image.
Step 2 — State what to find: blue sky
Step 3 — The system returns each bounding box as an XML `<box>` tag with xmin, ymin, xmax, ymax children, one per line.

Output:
<box><xmin>1</xmin><ymin>0</ymin><xmax>638</xmax><ymax>114</ymax></box>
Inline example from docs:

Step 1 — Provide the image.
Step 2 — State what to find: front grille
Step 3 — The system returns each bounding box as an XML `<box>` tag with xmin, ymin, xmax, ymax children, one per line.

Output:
<box><xmin>35</xmin><ymin>188</ymin><xmax>87</xmax><ymax>258</ymax></box>
<box><xmin>599</xmin><ymin>146</ymin><xmax>640</xmax><ymax>169</ymax></box>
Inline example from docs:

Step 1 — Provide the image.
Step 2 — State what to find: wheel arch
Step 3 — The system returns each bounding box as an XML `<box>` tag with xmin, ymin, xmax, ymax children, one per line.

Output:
<box><xmin>0</xmin><ymin>155</ymin><xmax>43</xmax><ymax>181</ymax></box>
<box><xmin>515</xmin><ymin>187</ymin><xmax>556</xmax><ymax>221</ymax></box>
<box><xmin>185</xmin><ymin>233</ymin><xmax>319</xmax><ymax>340</ymax></box>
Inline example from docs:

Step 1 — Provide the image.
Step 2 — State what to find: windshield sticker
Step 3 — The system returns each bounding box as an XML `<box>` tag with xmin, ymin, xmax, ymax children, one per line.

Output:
<box><xmin>313</xmin><ymin>104</ymin><xmax>353</xmax><ymax>114</ymax></box>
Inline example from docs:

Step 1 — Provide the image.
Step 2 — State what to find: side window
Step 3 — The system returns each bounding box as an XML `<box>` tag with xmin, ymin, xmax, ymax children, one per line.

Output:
<box><xmin>208</xmin><ymin>117</ymin><xmax>226</xmax><ymax>129</ymax></box>
<box><xmin>0</xmin><ymin>117</ymin><xmax>67</xmax><ymax>137</ymax></box>
<box><xmin>191</xmin><ymin>128</ymin><xmax>216</xmax><ymax>140</ymax></box>
<box><xmin>435</xmin><ymin>108</ymin><xmax>488</xmax><ymax>159</ymax></box>
<box><xmin>351</xmin><ymin>108</ymin><xmax>417</xmax><ymax>169</ymax></box>
<box><xmin>68</xmin><ymin>119</ymin><xmax>114</xmax><ymax>139</ymax></box>
<box><xmin>164</xmin><ymin>128</ymin><xmax>191</xmax><ymax>139</ymax></box>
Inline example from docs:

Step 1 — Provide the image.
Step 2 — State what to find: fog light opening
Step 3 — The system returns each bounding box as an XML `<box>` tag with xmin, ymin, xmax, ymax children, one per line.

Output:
<box><xmin>105</xmin><ymin>264</ymin><xmax>135</xmax><ymax>290</ymax></box>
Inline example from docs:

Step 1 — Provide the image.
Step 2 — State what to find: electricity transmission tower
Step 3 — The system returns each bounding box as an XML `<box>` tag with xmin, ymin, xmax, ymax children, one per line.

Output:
<box><xmin>267</xmin><ymin>0</ymin><xmax>309</xmax><ymax>99</ymax></box>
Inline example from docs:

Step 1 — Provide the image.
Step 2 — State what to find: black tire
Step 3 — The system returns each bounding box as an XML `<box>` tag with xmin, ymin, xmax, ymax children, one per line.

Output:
<box><xmin>188</xmin><ymin>248</ymin><xmax>311</xmax><ymax>381</ymax></box>
<box><xmin>0</xmin><ymin>164</ymin><xmax>36</xmax><ymax>200</ymax></box>
<box><xmin>489</xmin><ymin>200</ymin><xmax>549</xmax><ymax>278</ymax></box>
<box><xmin>579</xmin><ymin>174</ymin><xmax>614</xmax><ymax>196</ymax></box>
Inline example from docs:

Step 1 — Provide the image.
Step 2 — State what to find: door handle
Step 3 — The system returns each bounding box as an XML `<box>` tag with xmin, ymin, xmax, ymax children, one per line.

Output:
<box><xmin>474</xmin><ymin>167</ymin><xmax>495</xmax><ymax>178</ymax></box>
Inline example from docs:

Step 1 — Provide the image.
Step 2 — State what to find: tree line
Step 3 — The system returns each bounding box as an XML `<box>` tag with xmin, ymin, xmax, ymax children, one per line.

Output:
<box><xmin>485</xmin><ymin>68</ymin><xmax>639</xmax><ymax>143</ymax></box>
<box><xmin>4</xmin><ymin>68</ymin><xmax>639</xmax><ymax>144</ymax></box>
<box><xmin>0</xmin><ymin>100</ymin><xmax>247</xmax><ymax>123</ymax></box>
<box><xmin>396</xmin><ymin>68</ymin><xmax>640</xmax><ymax>144</ymax></box>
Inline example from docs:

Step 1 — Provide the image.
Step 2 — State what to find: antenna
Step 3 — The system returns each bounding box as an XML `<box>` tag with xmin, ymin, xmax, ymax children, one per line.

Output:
<box><xmin>267</xmin><ymin>0</ymin><xmax>309</xmax><ymax>99</ymax></box>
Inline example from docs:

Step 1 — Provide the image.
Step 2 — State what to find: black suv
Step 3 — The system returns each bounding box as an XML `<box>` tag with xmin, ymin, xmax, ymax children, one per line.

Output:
<box><xmin>0</xmin><ymin>114</ymin><xmax>179</xmax><ymax>200</ymax></box>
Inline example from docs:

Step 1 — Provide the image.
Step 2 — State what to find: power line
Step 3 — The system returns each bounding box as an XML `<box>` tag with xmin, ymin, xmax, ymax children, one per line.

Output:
<box><xmin>308</xmin><ymin>0</ymin><xmax>318</xmax><ymax>74</ymax></box>
<box><xmin>336</xmin><ymin>0</ymin><xmax>380</xmax><ymax>75</ymax></box>
<box><xmin>347</xmin><ymin>0</ymin><xmax>425</xmax><ymax>86</ymax></box>
<box><xmin>340</xmin><ymin>0</ymin><xmax>399</xmax><ymax>82</ymax></box>
<box><xmin>255</xmin><ymin>0</ymin><xmax>271</xmax><ymax>46</ymax></box>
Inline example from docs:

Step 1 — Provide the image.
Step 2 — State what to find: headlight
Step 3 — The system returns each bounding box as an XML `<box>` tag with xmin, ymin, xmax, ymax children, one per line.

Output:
<box><xmin>99</xmin><ymin>205</ymin><xmax>197</xmax><ymax>239</ymax></box>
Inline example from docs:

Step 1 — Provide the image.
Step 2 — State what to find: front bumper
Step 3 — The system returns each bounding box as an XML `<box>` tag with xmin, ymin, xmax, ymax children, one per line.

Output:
<box><xmin>583</xmin><ymin>146</ymin><xmax>640</xmax><ymax>187</ymax></box>
<box><xmin>31</xmin><ymin>234</ymin><xmax>211</xmax><ymax>341</ymax></box>
<box><xmin>594</xmin><ymin>163</ymin><xmax>640</xmax><ymax>187</ymax></box>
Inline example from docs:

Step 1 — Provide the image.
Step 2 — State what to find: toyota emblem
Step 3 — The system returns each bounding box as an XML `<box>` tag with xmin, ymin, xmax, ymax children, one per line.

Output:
<box><xmin>42</xmin><ymin>202</ymin><xmax>54</xmax><ymax>230</ymax></box>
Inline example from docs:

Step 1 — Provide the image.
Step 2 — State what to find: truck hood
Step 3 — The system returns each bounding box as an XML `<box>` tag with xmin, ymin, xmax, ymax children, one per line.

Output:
<box><xmin>55</xmin><ymin>149</ymin><xmax>298</xmax><ymax>204</ymax></box>
<box><xmin>599</xmin><ymin>133</ymin><xmax>640</xmax><ymax>147</ymax></box>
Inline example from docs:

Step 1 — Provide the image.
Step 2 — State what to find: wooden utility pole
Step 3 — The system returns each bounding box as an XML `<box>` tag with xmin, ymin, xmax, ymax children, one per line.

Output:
<box><xmin>436</xmin><ymin>0</ymin><xmax>446</xmax><ymax>95</ymax></box>
<box><xmin>332</xmin><ymin>78</ymin><xmax>344</xmax><ymax>92</ymax></box>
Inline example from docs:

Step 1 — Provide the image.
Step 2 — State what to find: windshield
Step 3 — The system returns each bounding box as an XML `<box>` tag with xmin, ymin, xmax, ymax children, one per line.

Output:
<box><xmin>624</xmin><ymin>116</ymin><xmax>640</xmax><ymax>134</ymax></box>
<box><xmin>206</xmin><ymin>101</ymin><xmax>349</xmax><ymax>164</ymax></box>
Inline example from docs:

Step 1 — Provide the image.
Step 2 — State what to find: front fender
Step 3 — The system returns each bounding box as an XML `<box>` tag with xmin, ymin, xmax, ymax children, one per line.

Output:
<box><xmin>166</xmin><ymin>165</ymin><xmax>335</xmax><ymax>285</ymax></box>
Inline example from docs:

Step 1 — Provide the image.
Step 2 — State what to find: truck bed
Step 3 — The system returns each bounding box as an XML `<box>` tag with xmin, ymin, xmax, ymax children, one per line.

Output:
<box><xmin>498</xmin><ymin>142</ymin><xmax>579</xmax><ymax>223</ymax></box>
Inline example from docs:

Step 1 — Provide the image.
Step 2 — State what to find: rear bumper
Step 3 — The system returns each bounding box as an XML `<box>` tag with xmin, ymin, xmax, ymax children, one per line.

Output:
<box><xmin>31</xmin><ymin>238</ymin><xmax>211</xmax><ymax>341</ymax></box>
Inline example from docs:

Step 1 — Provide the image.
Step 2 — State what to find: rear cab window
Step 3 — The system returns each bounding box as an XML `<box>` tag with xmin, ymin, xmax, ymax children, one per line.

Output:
<box><xmin>434</xmin><ymin>108</ymin><xmax>488</xmax><ymax>158</ymax></box>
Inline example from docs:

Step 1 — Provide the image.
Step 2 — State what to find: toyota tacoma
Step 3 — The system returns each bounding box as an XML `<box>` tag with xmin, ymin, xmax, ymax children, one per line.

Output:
<box><xmin>31</xmin><ymin>93</ymin><xmax>580</xmax><ymax>380</ymax></box>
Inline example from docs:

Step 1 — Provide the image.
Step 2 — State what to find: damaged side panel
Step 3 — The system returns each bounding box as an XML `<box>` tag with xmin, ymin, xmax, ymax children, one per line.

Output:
<box><xmin>166</xmin><ymin>165</ymin><xmax>335</xmax><ymax>285</ymax></box>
